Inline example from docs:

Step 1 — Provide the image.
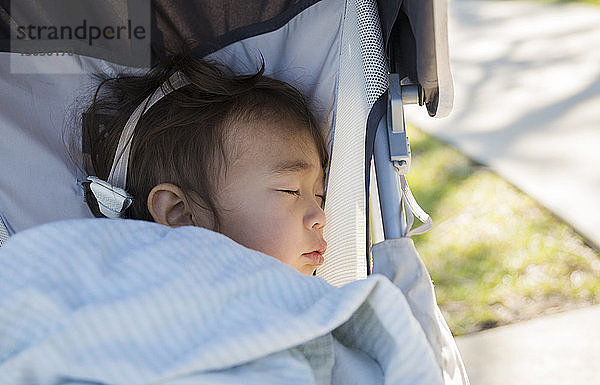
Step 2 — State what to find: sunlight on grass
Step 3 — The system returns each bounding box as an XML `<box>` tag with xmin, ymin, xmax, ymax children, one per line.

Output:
<box><xmin>505</xmin><ymin>0</ymin><xmax>600</xmax><ymax>6</ymax></box>
<box><xmin>567</xmin><ymin>0</ymin><xmax>600</xmax><ymax>4</ymax></box>
<box><xmin>406</xmin><ymin>126</ymin><xmax>600</xmax><ymax>335</ymax></box>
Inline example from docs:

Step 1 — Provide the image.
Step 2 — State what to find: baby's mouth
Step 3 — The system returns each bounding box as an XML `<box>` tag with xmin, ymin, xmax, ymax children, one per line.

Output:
<box><xmin>301</xmin><ymin>251</ymin><xmax>324</xmax><ymax>266</ymax></box>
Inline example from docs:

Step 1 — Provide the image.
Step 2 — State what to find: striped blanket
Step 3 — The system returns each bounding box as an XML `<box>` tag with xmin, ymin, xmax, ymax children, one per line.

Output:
<box><xmin>0</xmin><ymin>219</ymin><xmax>446</xmax><ymax>384</ymax></box>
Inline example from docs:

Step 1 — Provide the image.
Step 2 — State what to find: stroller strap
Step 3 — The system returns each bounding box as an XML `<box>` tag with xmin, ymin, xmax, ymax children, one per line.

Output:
<box><xmin>401</xmin><ymin>175</ymin><xmax>433</xmax><ymax>236</ymax></box>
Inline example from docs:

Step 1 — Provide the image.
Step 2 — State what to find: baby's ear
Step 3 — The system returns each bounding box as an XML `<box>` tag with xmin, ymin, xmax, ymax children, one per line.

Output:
<box><xmin>147</xmin><ymin>183</ymin><xmax>194</xmax><ymax>227</ymax></box>
<box><xmin>147</xmin><ymin>183</ymin><xmax>215</xmax><ymax>229</ymax></box>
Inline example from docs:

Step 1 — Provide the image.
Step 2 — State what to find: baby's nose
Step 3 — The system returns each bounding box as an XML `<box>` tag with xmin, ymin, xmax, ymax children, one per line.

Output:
<box><xmin>305</xmin><ymin>205</ymin><xmax>326</xmax><ymax>230</ymax></box>
<box><xmin>314</xmin><ymin>206</ymin><xmax>326</xmax><ymax>229</ymax></box>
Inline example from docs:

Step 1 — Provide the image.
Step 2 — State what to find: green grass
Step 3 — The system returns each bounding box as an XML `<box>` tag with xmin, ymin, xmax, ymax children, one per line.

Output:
<box><xmin>537</xmin><ymin>0</ymin><xmax>600</xmax><ymax>5</ymax></box>
<box><xmin>405</xmin><ymin>127</ymin><xmax>600</xmax><ymax>336</ymax></box>
<box><xmin>496</xmin><ymin>0</ymin><xmax>600</xmax><ymax>6</ymax></box>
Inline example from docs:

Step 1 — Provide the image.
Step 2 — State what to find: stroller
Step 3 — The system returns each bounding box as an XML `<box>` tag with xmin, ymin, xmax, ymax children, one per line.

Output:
<box><xmin>0</xmin><ymin>0</ymin><xmax>465</xmax><ymax>383</ymax></box>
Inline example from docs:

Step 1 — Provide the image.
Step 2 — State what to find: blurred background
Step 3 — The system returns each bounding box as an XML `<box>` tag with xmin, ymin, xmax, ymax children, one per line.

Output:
<box><xmin>404</xmin><ymin>0</ymin><xmax>600</xmax><ymax>383</ymax></box>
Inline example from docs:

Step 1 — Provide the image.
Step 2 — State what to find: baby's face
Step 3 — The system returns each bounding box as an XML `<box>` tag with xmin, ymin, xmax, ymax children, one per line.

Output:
<box><xmin>216</xmin><ymin>123</ymin><xmax>327</xmax><ymax>275</ymax></box>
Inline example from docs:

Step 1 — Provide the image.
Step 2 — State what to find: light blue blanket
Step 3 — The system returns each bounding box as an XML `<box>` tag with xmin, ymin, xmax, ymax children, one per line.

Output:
<box><xmin>0</xmin><ymin>219</ymin><xmax>443</xmax><ymax>384</ymax></box>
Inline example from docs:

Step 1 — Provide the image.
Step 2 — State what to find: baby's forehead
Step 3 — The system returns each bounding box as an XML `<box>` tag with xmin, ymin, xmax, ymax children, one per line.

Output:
<box><xmin>224</xmin><ymin>125</ymin><xmax>323</xmax><ymax>181</ymax></box>
<box><xmin>227</xmin><ymin>119</ymin><xmax>321</xmax><ymax>162</ymax></box>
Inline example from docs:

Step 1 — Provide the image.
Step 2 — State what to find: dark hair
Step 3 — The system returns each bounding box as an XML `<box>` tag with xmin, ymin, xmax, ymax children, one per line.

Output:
<box><xmin>83</xmin><ymin>55</ymin><xmax>328</xmax><ymax>230</ymax></box>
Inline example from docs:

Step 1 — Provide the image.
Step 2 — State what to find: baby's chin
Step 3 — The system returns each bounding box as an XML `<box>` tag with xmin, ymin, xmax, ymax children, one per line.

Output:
<box><xmin>296</xmin><ymin>264</ymin><xmax>319</xmax><ymax>276</ymax></box>
<box><xmin>263</xmin><ymin>251</ymin><xmax>320</xmax><ymax>276</ymax></box>
<box><xmin>270</xmin><ymin>257</ymin><xmax>316</xmax><ymax>275</ymax></box>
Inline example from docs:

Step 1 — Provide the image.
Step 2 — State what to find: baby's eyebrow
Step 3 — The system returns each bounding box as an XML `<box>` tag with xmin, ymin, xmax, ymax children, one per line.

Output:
<box><xmin>271</xmin><ymin>160</ymin><xmax>314</xmax><ymax>174</ymax></box>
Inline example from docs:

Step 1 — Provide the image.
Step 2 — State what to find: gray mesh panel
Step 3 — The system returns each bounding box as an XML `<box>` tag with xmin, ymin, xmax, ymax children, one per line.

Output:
<box><xmin>355</xmin><ymin>0</ymin><xmax>388</xmax><ymax>105</ymax></box>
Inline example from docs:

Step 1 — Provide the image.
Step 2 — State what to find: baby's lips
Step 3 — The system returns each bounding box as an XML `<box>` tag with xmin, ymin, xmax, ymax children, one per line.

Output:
<box><xmin>314</xmin><ymin>252</ymin><xmax>325</xmax><ymax>266</ymax></box>
<box><xmin>316</xmin><ymin>241</ymin><xmax>327</xmax><ymax>254</ymax></box>
<box><xmin>302</xmin><ymin>251</ymin><xmax>324</xmax><ymax>266</ymax></box>
<box><xmin>301</xmin><ymin>241</ymin><xmax>327</xmax><ymax>266</ymax></box>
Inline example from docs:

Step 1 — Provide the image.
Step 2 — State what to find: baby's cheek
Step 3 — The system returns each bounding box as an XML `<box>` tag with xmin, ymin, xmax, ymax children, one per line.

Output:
<box><xmin>260</xmin><ymin>225</ymin><xmax>296</xmax><ymax>259</ymax></box>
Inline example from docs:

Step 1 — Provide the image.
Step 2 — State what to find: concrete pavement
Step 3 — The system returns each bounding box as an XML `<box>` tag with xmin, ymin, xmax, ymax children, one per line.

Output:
<box><xmin>456</xmin><ymin>305</ymin><xmax>600</xmax><ymax>385</ymax></box>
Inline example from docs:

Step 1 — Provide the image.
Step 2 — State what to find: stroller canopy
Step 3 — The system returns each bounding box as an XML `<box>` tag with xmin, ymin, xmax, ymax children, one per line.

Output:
<box><xmin>0</xmin><ymin>0</ymin><xmax>453</xmax><ymax>285</ymax></box>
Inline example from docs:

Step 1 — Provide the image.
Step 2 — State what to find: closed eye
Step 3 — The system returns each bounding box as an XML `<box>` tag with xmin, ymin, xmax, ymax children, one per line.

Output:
<box><xmin>278</xmin><ymin>189</ymin><xmax>300</xmax><ymax>196</ymax></box>
<box><xmin>277</xmin><ymin>190</ymin><xmax>325</xmax><ymax>208</ymax></box>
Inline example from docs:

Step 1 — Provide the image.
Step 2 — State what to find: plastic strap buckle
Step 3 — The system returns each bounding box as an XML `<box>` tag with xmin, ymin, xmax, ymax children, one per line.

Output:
<box><xmin>387</xmin><ymin>74</ymin><xmax>431</xmax><ymax>236</ymax></box>
<box><xmin>387</xmin><ymin>73</ymin><xmax>422</xmax><ymax>175</ymax></box>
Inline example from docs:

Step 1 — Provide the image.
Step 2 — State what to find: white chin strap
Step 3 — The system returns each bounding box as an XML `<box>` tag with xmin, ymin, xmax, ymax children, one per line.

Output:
<box><xmin>87</xmin><ymin>71</ymin><xmax>191</xmax><ymax>218</ymax></box>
